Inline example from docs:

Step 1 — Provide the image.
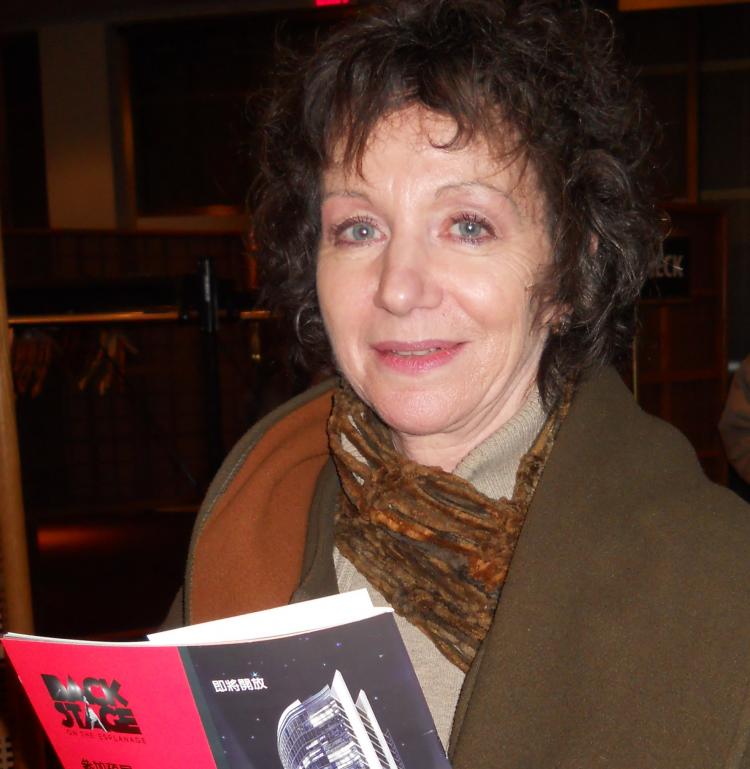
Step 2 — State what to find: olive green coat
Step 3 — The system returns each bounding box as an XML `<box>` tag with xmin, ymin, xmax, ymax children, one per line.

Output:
<box><xmin>175</xmin><ymin>368</ymin><xmax>750</xmax><ymax>768</ymax></box>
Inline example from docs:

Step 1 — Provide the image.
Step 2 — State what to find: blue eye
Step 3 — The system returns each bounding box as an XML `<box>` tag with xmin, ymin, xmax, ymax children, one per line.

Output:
<box><xmin>449</xmin><ymin>214</ymin><xmax>495</xmax><ymax>243</ymax></box>
<box><xmin>348</xmin><ymin>222</ymin><xmax>376</xmax><ymax>241</ymax></box>
<box><xmin>457</xmin><ymin>220</ymin><xmax>483</xmax><ymax>238</ymax></box>
<box><xmin>333</xmin><ymin>217</ymin><xmax>382</xmax><ymax>245</ymax></box>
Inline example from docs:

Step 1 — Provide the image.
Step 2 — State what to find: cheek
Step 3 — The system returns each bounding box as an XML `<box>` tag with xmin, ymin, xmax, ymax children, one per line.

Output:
<box><xmin>316</xmin><ymin>259</ymin><xmax>345</xmax><ymax>331</ymax></box>
<box><xmin>460</xmin><ymin>271</ymin><xmax>535</xmax><ymax>338</ymax></box>
<box><xmin>486</xmin><ymin>249</ymin><xmax>548</xmax><ymax>330</ymax></box>
<box><xmin>316</xmin><ymin>261</ymin><xmax>363</xmax><ymax>361</ymax></box>
<box><xmin>315</xmin><ymin>258</ymin><xmax>333</xmax><ymax>315</ymax></box>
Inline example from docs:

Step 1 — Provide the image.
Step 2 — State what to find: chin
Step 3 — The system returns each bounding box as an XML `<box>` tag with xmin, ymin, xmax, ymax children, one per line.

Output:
<box><xmin>367</xmin><ymin>390</ymin><xmax>457</xmax><ymax>439</ymax></box>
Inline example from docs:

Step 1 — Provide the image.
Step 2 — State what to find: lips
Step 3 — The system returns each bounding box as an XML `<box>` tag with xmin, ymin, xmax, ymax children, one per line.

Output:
<box><xmin>372</xmin><ymin>340</ymin><xmax>463</xmax><ymax>372</ymax></box>
<box><xmin>392</xmin><ymin>347</ymin><xmax>440</xmax><ymax>356</ymax></box>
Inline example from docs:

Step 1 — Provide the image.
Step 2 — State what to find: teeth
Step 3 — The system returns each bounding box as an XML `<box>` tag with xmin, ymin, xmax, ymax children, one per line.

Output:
<box><xmin>393</xmin><ymin>348</ymin><xmax>439</xmax><ymax>356</ymax></box>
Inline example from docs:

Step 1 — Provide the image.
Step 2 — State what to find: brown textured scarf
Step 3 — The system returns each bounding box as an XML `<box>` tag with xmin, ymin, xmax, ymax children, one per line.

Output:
<box><xmin>330</xmin><ymin>384</ymin><xmax>569</xmax><ymax>672</ymax></box>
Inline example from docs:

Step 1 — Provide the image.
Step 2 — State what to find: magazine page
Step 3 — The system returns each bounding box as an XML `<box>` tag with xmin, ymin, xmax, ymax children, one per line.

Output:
<box><xmin>2</xmin><ymin>637</ymin><xmax>218</xmax><ymax>769</ymax></box>
<box><xmin>180</xmin><ymin>611</ymin><xmax>451</xmax><ymax>769</ymax></box>
<box><xmin>150</xmin><ymin>590</ymin><xmax>383</xmax><ymax>645</ymax></box>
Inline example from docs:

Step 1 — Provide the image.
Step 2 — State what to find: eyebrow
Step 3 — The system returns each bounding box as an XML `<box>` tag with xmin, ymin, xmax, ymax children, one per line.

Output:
<box><xmin>321</xmin><ymin>189</ymin><xmax>371</xmax><ymax>203</ymax></box>
<box><xmin>435</xmin><ymin>181</ymin><xmax>522</xmax><ymax>217</ymax></box>
<box><xmin>322</xmin><ymin>180</ymin><xmax>524</xmax><ymax>219</ymax></box>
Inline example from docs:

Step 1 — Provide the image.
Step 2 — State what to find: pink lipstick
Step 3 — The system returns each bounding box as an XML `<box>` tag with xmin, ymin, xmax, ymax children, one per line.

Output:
<box><xmin>372</xmin><ymin>340</ymin><xmax>463</xmax><ymax>373</ymax></box>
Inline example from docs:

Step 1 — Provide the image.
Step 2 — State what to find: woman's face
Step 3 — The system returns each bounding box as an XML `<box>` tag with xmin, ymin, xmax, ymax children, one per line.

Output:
<box><xmin>317</xmin><ymin>108</ymin><xmax>554</xmax><ymax>470</ymax></box>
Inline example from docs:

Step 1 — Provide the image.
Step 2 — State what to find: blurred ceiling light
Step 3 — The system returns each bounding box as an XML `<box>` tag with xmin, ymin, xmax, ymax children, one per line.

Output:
<box><xmin>619</xmin><ymin>0</ymin><xmax>749</xmax><ymax>9</ymax></box>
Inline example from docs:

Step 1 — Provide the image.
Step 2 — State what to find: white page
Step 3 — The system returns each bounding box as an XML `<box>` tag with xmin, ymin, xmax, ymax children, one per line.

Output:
<box><xmin>148</xmin><ymin>589</ymin><xmax>390</xmax><ymax>645</ymax></box>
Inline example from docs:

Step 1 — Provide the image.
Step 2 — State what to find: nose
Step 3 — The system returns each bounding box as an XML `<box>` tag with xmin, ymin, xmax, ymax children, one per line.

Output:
<box><xmin>373</xmin><ymin>237</ymin><xmax>443</xmax><ymax>316</ymax></box>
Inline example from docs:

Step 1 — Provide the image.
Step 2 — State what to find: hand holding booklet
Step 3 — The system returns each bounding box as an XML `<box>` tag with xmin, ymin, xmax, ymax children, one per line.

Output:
<box><xmin>2</xmin><ymin>590</ymin><xmax>452</xmax><ymax>769</ymax></box>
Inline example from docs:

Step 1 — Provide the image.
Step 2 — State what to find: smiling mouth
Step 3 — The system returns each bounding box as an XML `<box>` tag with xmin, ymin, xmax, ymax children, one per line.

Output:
<box><xmin>392</xmin><ymin>347</ymin><xmax>442</xmax><ymax>356</ymax></box>
<box><xmin>373</xmin><ymin>340</ymin><xmax>461</xmax><ymax>356</ymax></box>
<box><xmin>372</xmin><ymin>341</ymin><xmax>462</xmax><ymax>372</ymax></box>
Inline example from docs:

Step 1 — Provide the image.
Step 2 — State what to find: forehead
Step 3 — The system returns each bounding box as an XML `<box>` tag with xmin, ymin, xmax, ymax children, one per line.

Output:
<box><xmin>323</xmin><ymin>107</ymin><xmax>543</xmax><ymax>217</ymax></box>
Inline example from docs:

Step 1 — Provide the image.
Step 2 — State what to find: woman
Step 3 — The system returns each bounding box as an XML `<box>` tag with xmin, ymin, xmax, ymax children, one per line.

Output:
<box><xmin>720</xmin><ymin>355</ymin><xmax>750</xmax><ymax>483</ymax></box>
<box><xmin>171</xmin><ymin>1</ymin><xmax>750</xmax><ymax>766</ymax></box>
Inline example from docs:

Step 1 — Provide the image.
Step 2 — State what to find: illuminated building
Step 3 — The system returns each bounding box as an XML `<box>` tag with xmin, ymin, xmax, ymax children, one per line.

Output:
<box><xmin>276</xmin><ymin>669</ymin><xmax>405</xmax><ymax>769</ymax></box>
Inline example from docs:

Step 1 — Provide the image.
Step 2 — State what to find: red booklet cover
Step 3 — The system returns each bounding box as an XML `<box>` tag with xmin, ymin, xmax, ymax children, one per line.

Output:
<box><xmin>3</xmin><ymin>640</ymin><xmax>217</xmax><ymax>769</ymax></box>
<box><xmin>3</xmin><ymin>591</ymin><xmax>452</xmax><ymax>769</ymax></box>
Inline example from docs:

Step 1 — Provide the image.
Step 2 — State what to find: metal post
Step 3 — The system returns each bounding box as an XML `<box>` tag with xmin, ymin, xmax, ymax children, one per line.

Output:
<box><xmin>0</xmin><ymin>220</ymin><xmax>45</xmax><ymax>768</ymax></box>
<box><xmin>198</xmin><ymin>257</ymin><xmax>223</xmax><ymax>474</ymax></box>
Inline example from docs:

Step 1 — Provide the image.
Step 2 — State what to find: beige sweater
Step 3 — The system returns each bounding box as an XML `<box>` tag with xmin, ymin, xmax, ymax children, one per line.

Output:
<box><xmin>334</xmin><ymin>389</ymin><xmax>547</xmax><ymax>747</ymax></box>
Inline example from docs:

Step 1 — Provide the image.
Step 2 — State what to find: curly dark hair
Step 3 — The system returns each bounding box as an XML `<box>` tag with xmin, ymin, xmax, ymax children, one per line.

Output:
<box><xmin>250</xmin><ymin>0</ymin><xmax>663</xmax><ymax>407</ymax></box>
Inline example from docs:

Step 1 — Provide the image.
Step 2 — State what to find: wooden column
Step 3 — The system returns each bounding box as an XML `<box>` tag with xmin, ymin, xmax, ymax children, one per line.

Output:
<box><xmin>0</xmin><ymin>221</ymin><xmax>43</xmax><ymax>768</ymax></box>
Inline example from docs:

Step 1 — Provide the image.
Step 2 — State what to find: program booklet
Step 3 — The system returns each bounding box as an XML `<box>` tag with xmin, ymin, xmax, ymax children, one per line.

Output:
<box><xmin>2</xmin><ymin>590</ymin><xmax>451</xmax><ymax>769</ymax></box>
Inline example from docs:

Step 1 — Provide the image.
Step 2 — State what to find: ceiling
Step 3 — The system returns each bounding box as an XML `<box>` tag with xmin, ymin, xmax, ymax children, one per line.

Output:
<box><xmin>0</xmin><ymin>0</ymin><xmax>317</xmax><ymax>33</ymax></box>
